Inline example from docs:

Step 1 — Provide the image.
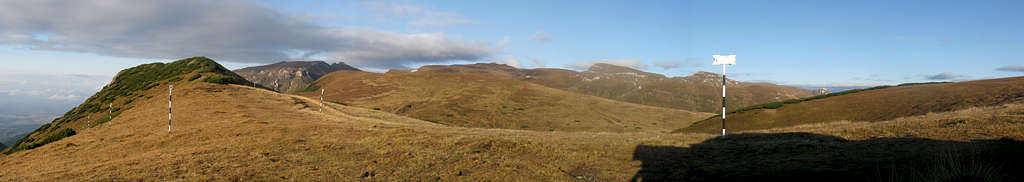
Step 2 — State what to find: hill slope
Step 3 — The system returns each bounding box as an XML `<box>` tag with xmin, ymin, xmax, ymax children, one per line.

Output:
<box><xmin>401</xmin><ymin>63</ymin><xmax>813</xmax><ymax>113</ymax></box>
<box><xmin>2</xmin><ymin>57</ymin><xmax>253</xmax><ymax>154</ymax></box>
<box><xmin>296</xmin><ymin>71</ymin><xmax>713</xmax><ymax>133</ymax></box>
<box><xmin>681</xmin><ymin>76</ymin><xmax>1024</xmax><ymax>133</ymax></box>
<box><xmin>0</xmin><ymin>78</ymin><xmax>1022</xmax><ymax>181</ymax></box>
<box><xmin>235</xmin><ymin>61</ymin><xmax>359</xmax><ymax>93</ymax></box>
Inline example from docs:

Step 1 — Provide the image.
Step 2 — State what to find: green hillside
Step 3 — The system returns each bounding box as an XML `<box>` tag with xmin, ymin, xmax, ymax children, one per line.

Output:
<box><xmin>2</xmin><ymin>57</ymin><xmax>253</xmax><ymax>154</ymax></box>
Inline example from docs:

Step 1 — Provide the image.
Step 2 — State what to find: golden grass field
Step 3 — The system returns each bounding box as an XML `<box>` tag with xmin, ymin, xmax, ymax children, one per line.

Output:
<box><xmin>402</xmin><ymin>63</ymin><xmax>813</xmax><ymax>113</ymax></box>
<box><xmin>683</xmin><ymin>76</ymin><xmax>1024</xmax><ymax>133</ymax></box>
<box><xmin>297</xmin><ymin>71</ymin><xmax>713</xmax><ymax>133</ymax></box>
<box><xmin>2</xmin><ymin>80</ymin><xmax>1023</xmax><ymax>181</ymax></box>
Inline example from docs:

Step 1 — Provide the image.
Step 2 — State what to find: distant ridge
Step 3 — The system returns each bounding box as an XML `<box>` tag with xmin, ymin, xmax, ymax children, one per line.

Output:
<box><xmin>396</xmin><ymin>63</ymin><xmax>813</xmax><ymax>113</ymax></box>
<box><xmin>2</xmin><ymin>57</ymin><xmax>253</xmax><ymax>154</ymax></box>
<box><xmin>297</xmin><ymin>70</ymin><xmax>714</xmax><ymax>133</ymax></box>
<box><xmin>235</xmin><ymin>61</ymin><xmax>359</xmax><ymax>93</ymax></box>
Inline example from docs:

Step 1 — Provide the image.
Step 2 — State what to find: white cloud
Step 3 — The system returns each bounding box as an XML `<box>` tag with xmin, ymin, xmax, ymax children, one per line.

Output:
<box><xmin>567</xmin><ymin>59</ymin><xmax>647</xmax><ymax>70</ymax></box>
<box><xmin>685</xmin><ymin>57</ymin><xmax>704</xmax><ymax>67</ymax></box>
<box><xmin>47</xmin><ymin>94</ymin><xmax>80</xmax><ymax>101</ymax></box>
<box><xmin>497</xmin><ymin>36</ymin><xmax>512</xmax><ymax>47</ymax></box>
<box><xmin>652</xmin><ymin>60</ymin><xmax>681</xmax><ymax>69</ymax></box>
<box><xmin>925</xmin><ymin>72</ymin><xmax>967</xmax><ymax>80</ymax></box>
<box><xmin>529</xmin><ymin>58</ymin><xmax>546</xmax><ymax>68</ymax></box>
<box><xmin>529</xmin><ymin>30</ymin><xmax>552</xmax><ymax>44</ymax></box>
<box><xmin>360</xmin><ymin>1</ymin><xmax>474</xmax><ymax>27</ymax></box>
<box><xmin>0</xmin><ymin>0</ymin><xmax>495</xmax><ymax>70</ymax></box>
<box><xmin>492</xmin><ymin>55</ymin><xmax>522</xmax><ymax>68</ymax></box>
<box><xmin>996</xmin><ymin>65</ymin><xmax>1024</xmax><ymax>72</ymax></box>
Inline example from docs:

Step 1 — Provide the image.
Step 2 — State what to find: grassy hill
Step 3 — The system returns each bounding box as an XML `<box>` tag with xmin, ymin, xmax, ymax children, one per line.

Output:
<box><xmin>1</xmin><ymin>57</ymin><xmax>253</xmax><ymax>154</ymax></box>
<box><xmin>680</xmin><ymin>76</ymin><xmax>1024</xmax><ymax>133</ymax></box>
<box><xmin>1</xmin><ymin>59</ymin><xmax>1023</xmax><ymax>180</ymax></box>
<box><xmin>401</xmin><ymin>63</ymin><xmax>813</xmax><ymax>113</ymax></box>
<box><xmin>0</xmin><ymin>76</ymin><xmax>1021</xmax><ymax>180</ymax></box>
<box><xmin>295</xmin><ymin>71</ymin><xmax>713</xmax><ymax>133</ymax></box>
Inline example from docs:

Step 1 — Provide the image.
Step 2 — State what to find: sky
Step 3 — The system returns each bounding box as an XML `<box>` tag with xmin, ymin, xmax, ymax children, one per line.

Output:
<box><xmin>1</xmin><ymin>0</ymin><xmax>1023</xmax><ymax>124</ymax></box>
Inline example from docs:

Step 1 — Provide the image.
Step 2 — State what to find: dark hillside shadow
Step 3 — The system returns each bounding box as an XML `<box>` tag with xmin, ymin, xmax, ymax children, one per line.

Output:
<box><xmin>631</xmin><ymin>133</ymin><xmax>1024</xmax><ymax>182</ymax></box>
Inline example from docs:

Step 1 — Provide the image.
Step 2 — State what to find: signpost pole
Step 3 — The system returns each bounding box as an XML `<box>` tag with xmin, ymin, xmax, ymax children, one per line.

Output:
<box><xmin>169</xmin><ymin>85</ymin><xmax>173</xmax><ymax>132</ymax></box>
<box><xmin>712</xmin><ymin>55</ymin><xmax>736</xmax><ymax>136</ymax></box>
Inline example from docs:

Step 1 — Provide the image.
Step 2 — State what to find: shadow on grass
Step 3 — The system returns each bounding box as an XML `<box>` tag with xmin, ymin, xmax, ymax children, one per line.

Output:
<box><xmin>631</xmin><ymin>132</ymin><xmax>1024</xmax><ymax>182</ymax></box>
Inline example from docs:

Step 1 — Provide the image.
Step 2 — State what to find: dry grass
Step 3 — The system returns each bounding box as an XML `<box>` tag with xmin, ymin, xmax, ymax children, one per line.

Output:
<box><xmin>683</xmin><ymin>76</ymin><xmax>1024</xmax><ymax>133</ymax></box>
<box><xmin>1</xmin><ymin>79</ymin><xmax>1021</xmax><ymax>181</ymax></box>
<box><xmin>297</xmin><ymin>71</ymin><xmax>713</xmax><ymax>133</ymax></box>
<box><xmin>403</xmin><ymin>63</ymin><xmax>813</xmax><ymax>113</ymax></box>
<box><xmin>742</xmin><ymin>103</ymin><xmax>1024</xmax><ymax>141</ymax></box>
<box><xmin>0</xmin><ymin>82</ymin><xmax>718</xmax><ymax>181</ymax></box>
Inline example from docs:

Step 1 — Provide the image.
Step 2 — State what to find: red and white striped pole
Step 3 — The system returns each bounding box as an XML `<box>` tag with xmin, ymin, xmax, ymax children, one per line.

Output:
<box><xmin>168</xmin><ymin>85</ymin><xmax>173</xmax><ymax>132</ymax></box>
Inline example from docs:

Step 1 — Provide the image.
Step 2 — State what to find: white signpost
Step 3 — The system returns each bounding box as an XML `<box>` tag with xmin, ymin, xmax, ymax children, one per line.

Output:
<box><xmin>712</xmin><ymin>55</ymin><xmax>736</xmax><ymax>136</ymax></box>
<box><xmin>109</xmin><ymin>102</ymin><xmax>113</xmax><ymax>120</ymax></box>
<box><xmin>168</xmin><ymin>85</ymin><xmax>173</xmax><ymax>132</ymax></box>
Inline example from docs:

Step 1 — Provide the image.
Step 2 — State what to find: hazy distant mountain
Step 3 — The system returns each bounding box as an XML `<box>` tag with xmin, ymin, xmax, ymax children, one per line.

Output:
<box><xmin>234</xmin><ymin>61</ymin><xmax>359</xmax><ymax>93</ymax></box>
<box><xmin>399</xmin><ymin>63</ymin><xmax>814</xmax><ymax>113</ymax></box>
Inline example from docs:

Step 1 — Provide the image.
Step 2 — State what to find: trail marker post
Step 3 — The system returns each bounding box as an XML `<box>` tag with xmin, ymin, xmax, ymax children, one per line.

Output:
<box><xmin>319</xmin><ymin>88</ymin><xmax>324</xmax><ymax>112</ymax></box>
<box><xmin>109</xmin><ymin>102</ymin><xmax>113</xmax><ymax>120</ymax></box>
<box><xmin>169</xmin><ymin>85</ymin><xmax>173</xmax><ymax>132</ymax></box>
<box><xmin>712</xmin><ymin>55</ymin><xmax>736</xmax><ymax>136</ymax></box>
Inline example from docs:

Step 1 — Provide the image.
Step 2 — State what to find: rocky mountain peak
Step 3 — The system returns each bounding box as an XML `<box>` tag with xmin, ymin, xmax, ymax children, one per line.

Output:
<box><xmin>235</xmin><ymin>61</ymin><xmax>359</xmax><ymax>93</ymax></box>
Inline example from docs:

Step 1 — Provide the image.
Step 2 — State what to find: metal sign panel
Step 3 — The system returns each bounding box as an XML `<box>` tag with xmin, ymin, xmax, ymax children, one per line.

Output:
<box><xmin>712</xmin><ymin>55</ymin><xmax>737</xmax><ymax>65</ymax></box>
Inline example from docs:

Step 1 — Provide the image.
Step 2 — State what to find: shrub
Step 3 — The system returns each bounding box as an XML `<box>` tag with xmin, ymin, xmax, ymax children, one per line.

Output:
<box><xmin>763</xmin><ymin>102</ymin><xmax>784</xmax><ymax>109</ymax></box>
<box><xmin>203</xmin><ymin>75</ymin><xmax>244</xmax><ymax>84</ymax></box>
<box><xmin>187</xmin><ymin>74</ymin><xmax>202</xmax><ymax>81</ymax></box>
<box><xmin>4</xmin><ymin>128</ymin><xmax>76</xmax><ymax>154</ymax></box>
<box><xmin>296</xmin><ymin>84</ymin><xmax>321</xmax><ymax>93</ymax></box>
<box><xmin>328</xmin><ymin>101</ymin><xmax>347</xmax><ymax>106</ymax></box>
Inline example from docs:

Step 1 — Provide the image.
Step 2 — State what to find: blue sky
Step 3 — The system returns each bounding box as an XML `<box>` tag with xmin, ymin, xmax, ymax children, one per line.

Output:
<box><xmin>2</xmin><ymin>0</ymin><xmax>1023</xmax><ymax>89</ymax></box>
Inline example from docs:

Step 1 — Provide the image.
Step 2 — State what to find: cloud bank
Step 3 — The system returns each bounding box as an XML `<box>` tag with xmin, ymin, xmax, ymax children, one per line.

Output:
<box><xmin>530</xmin><ymin>30</ymin><xmax>553</xmax><ymax>44</ymax></box>
<box><xmin>652</xmin><ymin>60</ymin><xmax>681</xmax><ymax>69</ymax></box>
<box><xmin>567</xmin><ymin>59</ymin><xmax>648</xmax><ymax>70</ymax></box>
<box><xmin>0</xmin><ymin>0</ymin><xmax>496</xmax><ymax>70</ymax></box>
<box><xmin>924</xmin><ymin>72</ymin><xmax>967</xmax><ymax>80</ymax></box>
<box><xmin>996</xmin><ymin>65</ymin><xmax>1024</xmax><ymax>72</ymax></box>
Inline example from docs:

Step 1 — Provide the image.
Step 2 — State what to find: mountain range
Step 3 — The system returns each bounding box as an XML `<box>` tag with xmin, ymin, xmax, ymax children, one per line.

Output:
<box><xmin>234</xmin><ymin>61</ymin><xmax>359</xmax><ymax>93</ymax></box>
<box><xmin>1</xmin><ymin>58</ymin><xmax>1022</xmax><ymax>181</ymax></box>
<box><xmin>389</xmin><ymin>63</ymin><xmax>813</xmax><ymax>113</ymax></box>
